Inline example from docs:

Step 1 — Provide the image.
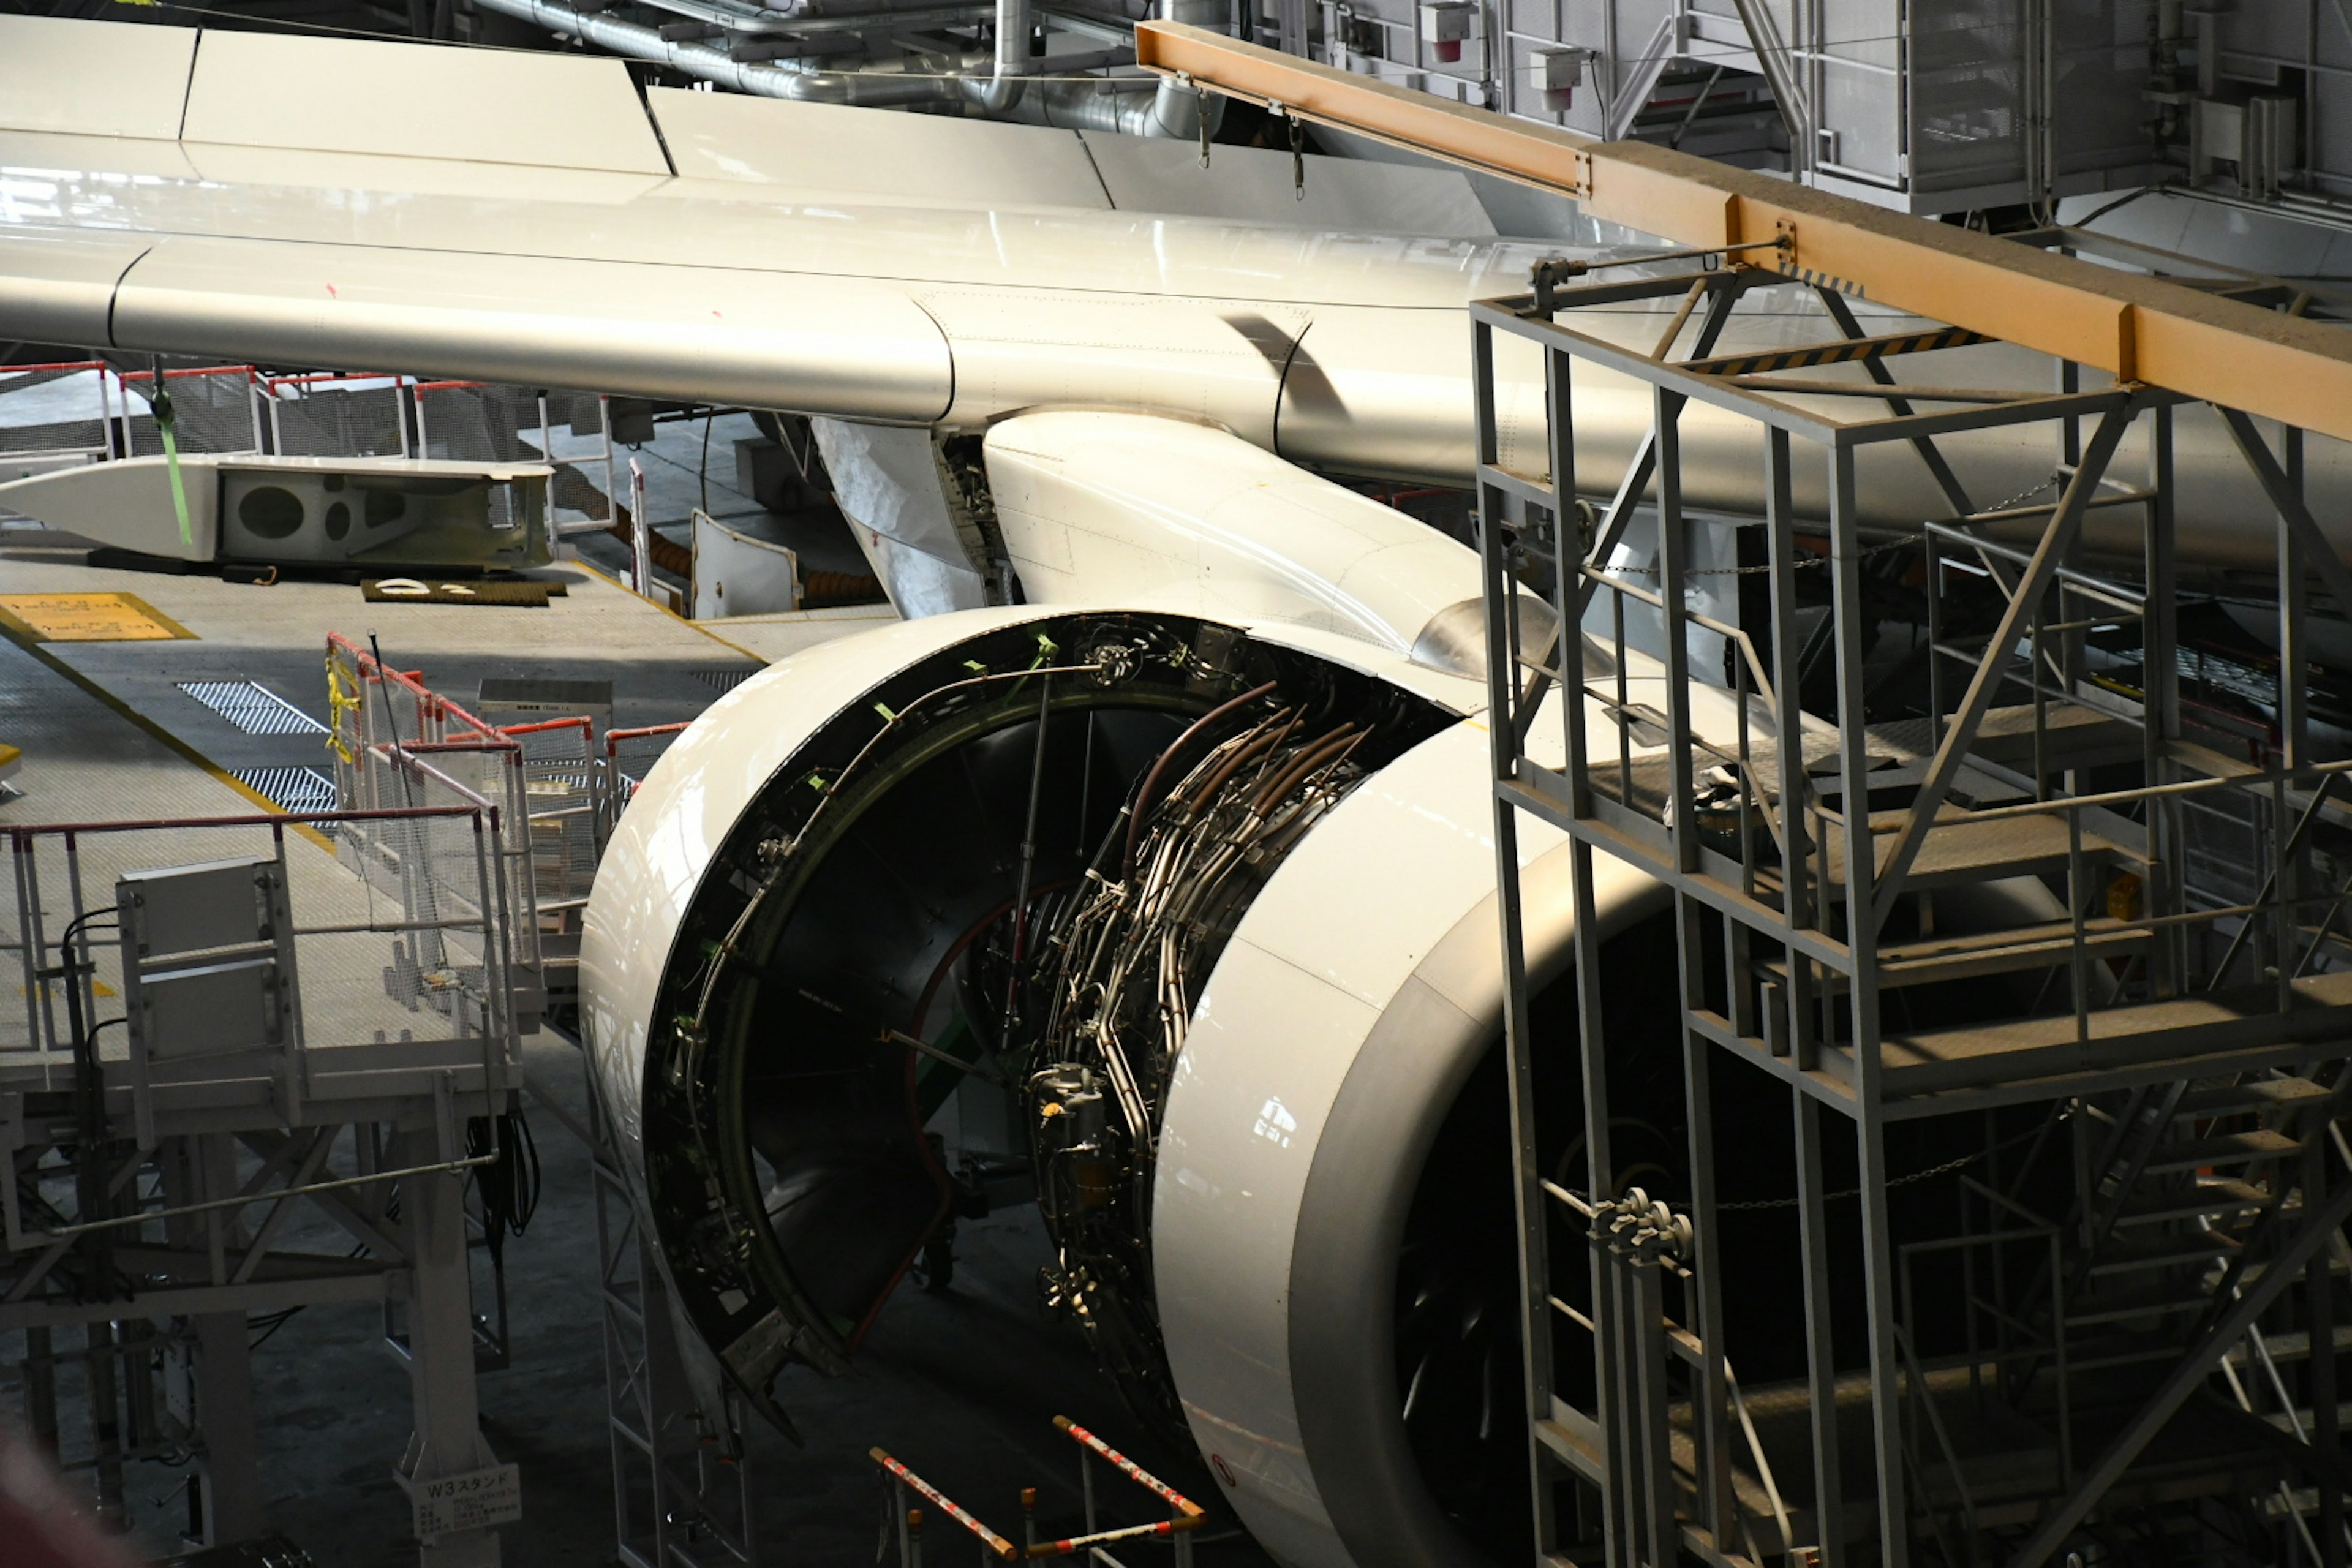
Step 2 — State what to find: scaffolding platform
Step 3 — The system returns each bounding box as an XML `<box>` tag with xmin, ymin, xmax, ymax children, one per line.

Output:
<box><xmin>1477</xmin><ymin>258</ymin><xmax>2352</xmax><ymax>1568</ymax></box>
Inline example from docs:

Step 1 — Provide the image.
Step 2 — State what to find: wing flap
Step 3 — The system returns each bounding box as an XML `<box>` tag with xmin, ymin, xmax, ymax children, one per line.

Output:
<box><xmin>647</xmin><ymin>86</ymin><xmax>1111</xmax><ymax>211</ymax></box>
<box><xmin>0</xmin><ymin>16</ymin><xmax>196</xmax><ymax>141</ymax></box>
<box><xmin>113</xmin><ymin>236</ymin><xmax>954</xmax><ymax>421</ymax></box>
<box><xmin>180</xmin><ymin>30</ymin><xmax>671</xmax><ymax>176</ymax></box>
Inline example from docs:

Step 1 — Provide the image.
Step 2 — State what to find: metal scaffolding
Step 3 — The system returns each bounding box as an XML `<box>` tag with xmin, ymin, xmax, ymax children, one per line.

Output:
<box><xmin>1477</xmin><ymin>260</ymin><xmax>2352</xmax><ymax>1568</ymax></box>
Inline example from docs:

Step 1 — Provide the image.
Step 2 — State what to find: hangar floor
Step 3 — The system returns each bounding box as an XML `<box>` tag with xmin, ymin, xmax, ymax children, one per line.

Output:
<box><xmin>0</xmin><ymin>513</ymin><xmax>1275</xmax><ymax>1566</ymax></box>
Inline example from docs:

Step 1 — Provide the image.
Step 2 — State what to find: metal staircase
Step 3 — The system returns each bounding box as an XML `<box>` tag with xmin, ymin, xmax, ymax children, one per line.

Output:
<box><xmin>1476</xmin><ymin>257</ymin><xmax>2352</xmax><ymax>1568</ymax></box>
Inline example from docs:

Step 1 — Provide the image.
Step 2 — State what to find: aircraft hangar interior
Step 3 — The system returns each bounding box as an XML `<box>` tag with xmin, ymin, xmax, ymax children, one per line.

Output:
<box><xmin>8</xmin><ymin>4</ymin><xmax>2352</xmax><ymax>1567</ymax></box>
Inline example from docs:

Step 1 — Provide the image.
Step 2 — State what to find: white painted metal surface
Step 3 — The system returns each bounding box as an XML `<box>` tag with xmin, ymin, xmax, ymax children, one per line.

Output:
<box><xmin>180</xmin><ymin>31</ymin><xmax>674</xmax><ymax>175</ymax></box>
<box><xmin>579</xmin><ymin>422</ymin><xmax>1690</xmax><ymax>1568</ymax></box>
<box><xmin>650</xmin><ymin>87</ymin><xmax>1114</xmax><ymax>210</ymax></box>
<box><xmin>1153</xmin><ymin>715</ymin><xmax>1665</xmax><ymax>1568</ymax></box>
<box><xmin>581</xmin><ymin>606</ymin><xmax>1057</xmax><ymax>1170</ymax></box>
<box><xmin>986</xmin><ymin>410</ymin><xmax>1488</xmax><ymax>668</ymax></box>
<box><xmin>689</xmin><ymin>511</ymin><xmax>801</xmax><ymax>619</ymax></box>
<box><xmin>0</xmin><ymin>15</ymin><xmax>198</xmax><ymax>140</ymax></box>
<box><xmin>4</xmin><ymin>15</ymin><xmax>2342</xmax><ymax>569</ymax></box>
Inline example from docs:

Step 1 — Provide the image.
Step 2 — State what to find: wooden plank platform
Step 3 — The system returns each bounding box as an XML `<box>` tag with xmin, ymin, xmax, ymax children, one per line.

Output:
<box><xmin>1857</xmin><ymin>969</ymin><xmax>2352</xmax><ymax>1098</ymax></box>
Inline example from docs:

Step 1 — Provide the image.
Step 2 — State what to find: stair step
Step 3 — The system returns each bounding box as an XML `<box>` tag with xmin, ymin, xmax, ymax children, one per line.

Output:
<box><xmin>2114</xmin><ymin>1177</ymin><xmax>2275</xmax><ymax>1226</ymax></box>
<box><xmin>1875</xmin><ymin>918</ymin><xmax>2149</xmax><ymax>989</ymax></box>
<box><xmin>2224</xmin><ymin>1325</ymin><xmax>2352</xmax><ymax>1368</ymax></box>
<box><xmin>2065</xmin><ymin>1333</ymin><xmax>2215</xmax><ymax>1373</ymax></box>
<box><xmin>2140</xmin><ymin>1129</ymin><xmax>2304</xmax><ymax>1174</ymax></box>
<box><xmin>1867</xmin><ymin>967</ymin><xmax>2352</xmax><ymax>1098</ymax></box>
<box><xmin>2084</xmin><ymin>1229</ymin><xmax>2242</xmax><ymax>1276</ymax></box>
<box><xmin>2176</xmin><ymin>1076</ymin><xmax>2335</xmax><ymax>1118</ymax></box>
<box><xmin>2066</xmin><ymin>1283</ymin><xmax>2217</xmax><ymax>1327</ymax></box>
<box><xmin>2262</xmin><ymin>1401</ymin><xmax>2352</xmax><ymax>1435</ymax></box>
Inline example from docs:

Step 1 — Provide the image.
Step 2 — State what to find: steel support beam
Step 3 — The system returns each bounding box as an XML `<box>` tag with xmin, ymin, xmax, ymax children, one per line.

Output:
<box><xmin>1133</xmin><ymin>21</ymin><xmax>2352</xmax><ymax>447</ymax></box>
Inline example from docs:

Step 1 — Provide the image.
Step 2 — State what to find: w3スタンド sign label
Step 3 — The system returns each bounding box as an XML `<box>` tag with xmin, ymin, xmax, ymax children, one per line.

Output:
<box><xmin>398</xmin><ymin>1461</ymin><xmax>522</xmax><ymax>1538</ymax></box>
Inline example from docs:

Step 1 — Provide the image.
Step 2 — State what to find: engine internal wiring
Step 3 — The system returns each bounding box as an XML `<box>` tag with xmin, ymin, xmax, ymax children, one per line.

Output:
<box><xmin>1019</xmin><ymin>692</ymin><xmax>1373</xmax><ymax>1423</ymax></box>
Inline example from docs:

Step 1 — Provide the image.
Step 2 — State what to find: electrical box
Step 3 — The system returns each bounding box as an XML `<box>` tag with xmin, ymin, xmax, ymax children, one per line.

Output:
<box><xmin>116</xmin><ymin>857</ymin><xmax>298</xmax><ymax>1087</ymax></box>
<box><xmin>1523</xmin><ymin>45</ymin><xmax>1590</xmax><ymax>114</ymax></box>
<box><xmin>476</xmin><ymin>677</ymin><xmax>614</xmax><ymax>742</ymax></box>
<box><xmin>118</xmin><ymin>856</ymin><xmax>276</xmax><ymax>962</ymax></box>
<box><xmin>1418</xmin><ymin>0</ymin><xmax>1471</xmax><ymax>63</ymax></box>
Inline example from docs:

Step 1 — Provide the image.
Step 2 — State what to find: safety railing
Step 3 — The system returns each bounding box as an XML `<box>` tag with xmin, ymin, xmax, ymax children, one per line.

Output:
<box><xmin>325</xmin><ymin>636</ymin><xmax>548</xmax><ymax>1021</ymax></box>
<box><xmin>595</xmin><ymin>723</ymin><xmax>692</xmax><ymax>846</ymax></box>
<box><xmin>870</xmin><ymin>1416</ymin><xmax>1205</xmax><ymax>1567</ymax></box>
<box><xmin>0</xmin><ymin>796</ymin><xmax>526</xmax><ymax>1169</ymax></box>
<box><xmin>324</xmin><ymin>636</ymin><xmax>677</xmax><ymax>994</ymax></box>
<box><xmin>0</xmin><ymin>360</ymin><xmax>124</xmax><ymax>476</ymax></box>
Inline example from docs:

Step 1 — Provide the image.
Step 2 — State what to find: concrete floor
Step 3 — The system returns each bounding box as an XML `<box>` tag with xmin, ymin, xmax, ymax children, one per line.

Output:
<box><xmin>0</xmin><ymin>496</ymin><xmax>1274</xmax><ymax>1568</ymax></box>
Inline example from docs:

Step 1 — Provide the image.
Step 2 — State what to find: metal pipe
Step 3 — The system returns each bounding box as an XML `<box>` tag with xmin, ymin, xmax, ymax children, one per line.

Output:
<box><xmin>471</xmin><ymin>0</ymin><xmax>1206</xmax><ymax>129</ymax></box>
<box><xmin>976</xmin><ymin>0</ymin><xmax>1224</xmax><ymax>133</ymax></box>
<box><xmin>976</xmin><ymin>0</ymin><xmax>1030</xmax><ymax>113</ymax></box>
<box><xmin>467</xmin><ymin>0</ymin><xmax>965</xmax><ymax>105</ymax></box>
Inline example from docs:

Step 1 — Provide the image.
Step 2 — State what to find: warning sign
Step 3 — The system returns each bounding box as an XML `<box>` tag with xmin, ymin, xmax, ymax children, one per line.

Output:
<box><xmin>0</xmin><ymin>592</ymin><xmax>196</xmax><ymax>643</ymax></box>
<box><xmin>398</xmin><ymin>1461</ymin><xmax>522</xmax><ymax>1538</ymax></box>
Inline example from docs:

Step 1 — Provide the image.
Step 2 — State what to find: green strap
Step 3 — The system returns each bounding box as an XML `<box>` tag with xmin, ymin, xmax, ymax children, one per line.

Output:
<box><xmin>154</xmin><ymin>384</ymin><xmax>193</xmax><ymax>551</ymax></box>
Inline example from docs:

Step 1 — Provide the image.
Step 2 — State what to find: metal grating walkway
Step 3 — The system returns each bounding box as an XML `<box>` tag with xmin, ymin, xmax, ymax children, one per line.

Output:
<box><xmin>228</xmin><ymin>765</ymin><xmax>338</xmax><ymax>816</ymax></box>
<box><xmin>178</xmin><ymin>680</ymin><xmax>329</xmax><ymax>736</ymax></box>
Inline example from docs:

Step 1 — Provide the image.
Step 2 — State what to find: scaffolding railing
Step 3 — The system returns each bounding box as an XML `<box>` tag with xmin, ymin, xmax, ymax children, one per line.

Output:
<box><xmin>0</xmin><ymin>797</ymin><xmax>525</xmax><ymax>1156</ymax></box>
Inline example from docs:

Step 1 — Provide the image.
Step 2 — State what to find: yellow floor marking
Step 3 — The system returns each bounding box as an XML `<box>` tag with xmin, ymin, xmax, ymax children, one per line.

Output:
<box><xmin>570</xmin><ymin>562</ymin><xmax>767</xmax><ymax>664</ymax></box>
<box><xmin>0</xmin><ymin>639</ymin><xmax>332</xmax><ymax>853</ymax></box>
<box><xmin>0</xmin><ymin>592</ymin><xmax>198</xmax><ymax>643</ymax></box>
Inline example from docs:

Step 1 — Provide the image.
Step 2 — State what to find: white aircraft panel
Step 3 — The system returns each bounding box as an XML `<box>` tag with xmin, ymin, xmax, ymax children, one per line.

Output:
<box><xmin>179</xmin><ymin>31</ymin><xmax>672</xmax><ymax>175</ymax></box>
<box><xmin>1082</xmin><ymin>134</ymin><xmax>1496</xmax><ymax>237</ymax></box>
<box><xmin>0</xmin><ymin>228</ymin><xmax>153</xmax><ymax>350</ymax></box>
<box><xmin>649</xmin><ymin>87</ymin><xmax>1111</xmax><ymax>212</ymax></box>
<box><xmin>986</xmin><ymin>410</ymin><xmax>1482</xmax><ymax>660</ymax></box>
<box><xmin>180</xmin><ymin>143</ymin><xmax>665</xmax><ymax>206</ymax></box>
<box><xmin>0</xmin><ymin>17</ymin><xmax>195</xmax><ymax>141</ymax></box>
<box><xmin>111</xmin><ymin>236</ymin><xmax>955</xmax><ymax>423</ymax></box>
<box><xmin>0</xmin><ymin>116</ymin><xmax>1556</xmax><ymax>309</ymax></box>
<box><xmin>580</xmin><ymin>605</ymin><xmax>1055</xmax><ymax>1159</ymax></box>
<box><xmin>920</xmin><ymin>288</ymin><xmax>1306</xmax><ymax>440</ymax></box>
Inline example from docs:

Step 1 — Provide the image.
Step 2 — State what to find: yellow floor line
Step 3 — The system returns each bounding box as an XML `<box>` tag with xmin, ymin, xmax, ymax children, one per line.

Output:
<box><xmin>569</xmin><ymin>560</ymin><xmax>769</xmax><ymax>665</ymax></box>
<box><xmin>0</xmin><ymin>631</ymin><xmax>336</xmax><ymax>853</ymax></box>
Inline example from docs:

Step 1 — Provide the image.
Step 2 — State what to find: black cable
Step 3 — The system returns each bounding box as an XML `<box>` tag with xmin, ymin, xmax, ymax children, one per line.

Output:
<box><xmin>466</xmin><ymin>1107</ymin><xmax>541</xmax><ymax>1264</ymax></box>
<box><xmin>699</xmin><ymin>407</ymin><xmax>714</xmax><ymax>518</ymax></box>
<box><xmin>247</xmin><ymin>1307</ymin><xmax>304</xmax><ymax>1352</ymax></box>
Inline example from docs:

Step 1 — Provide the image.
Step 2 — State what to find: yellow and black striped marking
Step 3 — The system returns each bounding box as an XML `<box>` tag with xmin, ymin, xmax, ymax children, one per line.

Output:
<box><xmin>1681</xmin><ymin>324</ymin><xmax>1990</xmax><ymax>379</ymax></box>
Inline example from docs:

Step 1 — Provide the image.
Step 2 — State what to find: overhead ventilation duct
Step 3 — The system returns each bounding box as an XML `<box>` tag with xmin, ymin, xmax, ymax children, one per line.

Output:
<box><xmin>466</xmin><ymin>0</ymin><xmax>1222</xmax><ymax>135</ymax></box>
<box><xmin>464</xmin><ymin>0</ymin><xmax>962</xmax><ymax>105</ymax></box>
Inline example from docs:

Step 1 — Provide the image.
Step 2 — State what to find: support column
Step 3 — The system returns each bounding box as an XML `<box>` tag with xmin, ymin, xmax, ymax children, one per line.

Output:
<box><xmin>1828</xmin><ymin>443</ymin><xmax>1907</xmax><ymax>1568</ymax></box>
<box><xmin>393</xmin><ymin>1129</ymin><xmax>503</xmax><ymax>1568</ymax></box>
<box><xmin>193</xmin><ymin>1309</ymin><xmax>265</xmax><ymax>1544</ymax></box>
<box><xmin>187</xmin><ymin>1131</ymin><xmax>265</xmax><ymax>1545</ymax></box>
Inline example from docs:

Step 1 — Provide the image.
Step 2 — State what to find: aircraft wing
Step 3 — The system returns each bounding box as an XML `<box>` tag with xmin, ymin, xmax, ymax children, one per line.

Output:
<box><xmin>0</xmin><ymin>15</ymin><xmax>1580</xmax><ymax>477</ymax></box>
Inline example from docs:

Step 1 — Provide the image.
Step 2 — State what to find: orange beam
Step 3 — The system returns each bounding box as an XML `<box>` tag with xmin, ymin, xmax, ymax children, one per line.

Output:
<box><xmin>1134</xmin><ymin>21</ymin><xmax>2352</xmax><ymax>444</ymax></box>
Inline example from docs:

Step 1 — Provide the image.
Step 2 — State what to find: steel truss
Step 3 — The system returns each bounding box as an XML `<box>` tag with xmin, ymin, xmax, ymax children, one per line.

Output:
<box><xmin>1477</xmin><ymin>262</ymin><xmax>2352</xmax><ymax>1568</ymax></box>
<box><xmin>584</xmin><ymin>1049</ymin><xmax>758</xmax><ymax>1568</ymax></box>
<box><xmin>2</xmin><ymin>805</ymin><xmax>528</xmax><ymax>1564</ymax></box>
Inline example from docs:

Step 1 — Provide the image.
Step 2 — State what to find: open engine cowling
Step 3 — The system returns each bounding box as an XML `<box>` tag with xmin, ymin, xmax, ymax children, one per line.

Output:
<box><xmin>579</xmin><ymin>598</ymin><xmax>1687</xmax><ymax>1568</ymax></box>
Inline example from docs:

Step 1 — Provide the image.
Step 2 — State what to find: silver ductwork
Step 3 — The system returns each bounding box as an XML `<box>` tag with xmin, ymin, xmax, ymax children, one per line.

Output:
<box><xmin>975</xmin><ymin>0</ymin><xmax>1224</xmax><ymax>135</ymax></box>
<box><xmin>973</xmin><ymin>0</ymin><xmax>1030</xmax><ymax>113</ymax></box>
<box><xmin>467</xmin><ymin>0</ymin><xmax>966</xmax><ymax>104</ymax></box>
<box><xmin>468</xmin><ymin>0</ymin><xmax>1220</xmax><ymax>132</ymax></box>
